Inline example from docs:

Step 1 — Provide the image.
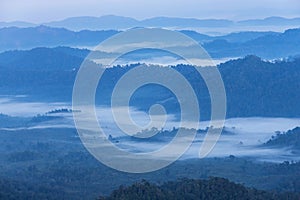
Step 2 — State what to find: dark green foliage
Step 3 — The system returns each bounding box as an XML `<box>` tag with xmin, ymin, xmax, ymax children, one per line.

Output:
<box><xmin>29</xmin><ymin>115</ymin><xmax>62</xmax><ymax>123</ymax></box>
<box><xmin>265</xmin><ymin>127</ymin><xmax>300</xmax><ymax>150</ymax></box>
<box><xmin>46</xmin><ymin>108</ymin><xmax>73</xmax><ymax>114</ymax></box>
<box><xmin>218</xmin><ymin>55</ymin><xmax>300</xmax><ymax>118</ymax></box>
<box><xmin>100</xmin><ymin>178</ymin><xmax>300</xmax><ymax>200</ymax></box>
<box><xmin>0</xmin><ymin>47</ymin><xmax>86</xmax><ymax>70</ymax></box>
<box><xmin>1</xmin><ymin>126</ymin><xmax>300</xmax><ymax>199</ymax></box>
<box><xmin>0</xmin><ymin>113</ymin><xmax>64</xmax><ymax>128</ymax></box>
<box><xmin>0</xmin><ymin>178</ymin><xmax>70</xmax><ymax>200</ymax></box>
<box><xmin>7</xmin><ymin>150</ymin><xmax>42</xmax><ymax>162</ymax></box>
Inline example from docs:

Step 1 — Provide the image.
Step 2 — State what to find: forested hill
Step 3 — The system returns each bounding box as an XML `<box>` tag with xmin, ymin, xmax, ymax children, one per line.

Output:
<box><xmin>1</xmin><ymin>26</ymin><xmax>300</xmax><ymax>59</ymax></box>
<box><xmin>0</xmin><ymin>47</ymin><xmax>300</xmax><ymax>119</ymax></box>
<box><xmin>99</xmin><ymin>177</ymin><xmax>300</xmax><ymax>200</ymax></box>
<box><xmin>265</xmin><ymin>127</ymin><xmax>300</xmax><ymax>150</ymax></box>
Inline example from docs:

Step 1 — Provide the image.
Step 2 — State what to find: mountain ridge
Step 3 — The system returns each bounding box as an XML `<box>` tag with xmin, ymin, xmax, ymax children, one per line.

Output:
<box><xmin>1</xmin><ymin>15</ymin><xmax>299</xmax><ymax>31</ymax></box>
<box><xmin>1</xmin><ymin>26</ymin><xmax>299</xmax><ymax>59</ymax></box>
<box><xmin>0</xmin><ymin>48</ymin><xmax>300</xmax><ymax>119</ymax></box>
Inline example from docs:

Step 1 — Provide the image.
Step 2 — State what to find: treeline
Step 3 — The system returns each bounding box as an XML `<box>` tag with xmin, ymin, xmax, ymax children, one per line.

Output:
<box><xmin>0</xmin><ymin>178</ymin><xmax>68</xmax><ymax>200</ymax></box>
<box><xmin>265</xmin><ymin>127</ymin><xmax>300</xmax><ymax>150</ymax></box>
<box><xmin>2</xmin><ymin>51</ymin><xmax>300</xmax><ymax>119</ymax></box>
<box><xmin>99</xmin><ymin>177</ymin><xmax>300</xmax><ymax>200</ymax></box>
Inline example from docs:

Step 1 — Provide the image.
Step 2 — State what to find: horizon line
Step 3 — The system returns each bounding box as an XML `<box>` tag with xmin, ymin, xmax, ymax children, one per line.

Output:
<box><xmin>1</xmin><ymin>14</ymin><xmax>300</xmax><ymax>24</ymax></box>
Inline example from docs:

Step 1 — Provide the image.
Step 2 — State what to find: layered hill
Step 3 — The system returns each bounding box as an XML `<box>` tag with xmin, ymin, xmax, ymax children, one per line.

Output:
<box><xmin>0</xmin><ymin>47</ymin><xmax>300</xmax><ymax>119</ymax></box>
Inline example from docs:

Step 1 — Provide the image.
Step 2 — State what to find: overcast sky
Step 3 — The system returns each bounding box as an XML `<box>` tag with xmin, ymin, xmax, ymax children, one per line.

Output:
<box><xmin>1</xmin><ymin>0</ymin><xmax>300</xmax><ymax>23</ymax></box>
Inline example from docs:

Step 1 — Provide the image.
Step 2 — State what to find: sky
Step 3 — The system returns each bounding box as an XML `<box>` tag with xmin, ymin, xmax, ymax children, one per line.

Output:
<box><xmin>0</xmin><ymin>0</ymin><xmax>300</xmax><ymax>23</ymax></box>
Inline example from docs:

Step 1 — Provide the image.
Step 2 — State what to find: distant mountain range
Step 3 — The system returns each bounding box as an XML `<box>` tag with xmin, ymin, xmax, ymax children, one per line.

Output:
<box><xmin>0</xmin><ymin>26</ymin><xmax>119</xmax><ymax>51</ymax></box>
<box><xmin>0</xmin><ymin>21</ymin><xmax>36</xmax><ymax>28</ymax></box>
<box><xmin>1</xmin><ymin>15</ymin><xmax>300</xmax><ymax>31</ymax></box>
<box><xmin>202</xmin><ymin>28</ymin><xmax>300</xmax><ymax>59</ymax></box>
<box><xmin>1</xmin><ymin>26</ymin><xmax>299</xmax><ymax>59</ymax></box>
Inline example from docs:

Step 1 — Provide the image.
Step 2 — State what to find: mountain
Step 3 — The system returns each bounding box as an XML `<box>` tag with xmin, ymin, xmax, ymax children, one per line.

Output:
<box><xmin>238</xmin><ymin>16</ymin><xmax>300</xmax><ymax>26</ymax></box>
<box><xmin>43</xmin><ymin>16</ymin><xmax>300</xmax><ymax>31</ymax></box>
<box><xmin>0</xmin><ymin>25</ymin><xmax>119</xmax><ymax>51</ymax></box>
<box><xmin>216</xmin><ymin>31</ymin><xmax>279</xmax><ymax>43</ymax></box>
<box><xmin>1</xmin><ymin>48</ymin><xmax>300</xmax><ymax>119</ymax></box>
<box><xmin>141</xmin><ymin>17</ymin><xmax>234</xmax><ymax>27</ymax></box>
<box><xmin>180</xmin><ymin>30</ymin><xmax>279</xmax><ymax>43</ymax></box>
<box><xmin>1</xmin><ymin>26</ymin><xmax>299</xmax><ymax>59</ymax></box>
<box><xmin>179</xmin><ymin>30</ymin><xmax>213</xmax><ymax>42</ymax></box>
<box><xmin>203</xmin><ymin>28</ymin><xmax>300</xmax><ymax>59</ymax></box>
<box><xmin>0</xmin><ymin>21</ymin><xmax>36</xmax><ymax>28</ymax></box>
<box><xmin>45</xmin><ymin>15</ymin><xmax>138</xmax><ymax>30</ymax></box>
<box><xmin>0</xmin><ymin>26</ymin><xmax>215</xmax><ymax>52</ymax></box>
<box><xmin>99</xmin><ymin>178</ymin><xmax>300</xmax><ymax>200</ymax></box>
<box><xmin>0</xmin><ymin>47</ymin><xmax>86</xmax><ymax>70</ymax></box>
<box><xmin>43</xmin><ymin>15</ymin><xmax>234</xmax><ymax>30</ymax></box>
<box><xmin>2</xmin><ymin>15</ymin><xmax>299</xmax><ymax>32</ymax></box>
<box><xmin>219</xmin><ymin>55</ymin><xmax>300</xmax><ymax>118</ymax></box>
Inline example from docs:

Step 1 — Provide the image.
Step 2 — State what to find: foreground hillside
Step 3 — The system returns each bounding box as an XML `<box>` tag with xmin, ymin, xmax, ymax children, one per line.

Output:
<box><xmin>1</xmin><ymin>124</ymin><xmax>300</xmax><ymax>200</ymax></box>
<box><xmin>99</xmin><ymin>178</ymin><xmax>300</xmax><ymax>200</ymax></box>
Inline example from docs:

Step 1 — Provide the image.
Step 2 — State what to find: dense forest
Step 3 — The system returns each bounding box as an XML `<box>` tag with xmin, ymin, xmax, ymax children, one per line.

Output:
<box><xmin>1</xmin><ymin>125</ymin><xmax>300</xmax><ymax>200</ymax></box>
<box><xmin>1</xmin><ymin>49</ymin><xmax>300</xmax><ymax>119</ymax></box>
<box><xmin>99</xmin><ymin>178</ymin><xmax>300</xmax><ymax>200</ymax></box>
<box><xmin>265</xmin><ymin>127</ymin><xmax>300</xmax><ymax>150</ymax></box>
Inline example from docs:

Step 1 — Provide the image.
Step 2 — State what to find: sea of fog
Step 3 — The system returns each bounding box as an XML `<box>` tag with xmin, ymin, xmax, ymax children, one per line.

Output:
<box><xmin>93</xmin><ymin>56</ymin><xmax>235</xmax><ymax>67</ymax></box>
<box><xmin>0</xmin><ymin>96</ymin><xmax>300</xmax><ymax>162</ymax></box>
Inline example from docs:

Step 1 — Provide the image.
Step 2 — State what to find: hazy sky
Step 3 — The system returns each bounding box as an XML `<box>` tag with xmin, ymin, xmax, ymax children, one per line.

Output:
<box><xmin>1</xmin><ymin>0</ymin><xmax>300</xmax><ymax>23</ymax></box>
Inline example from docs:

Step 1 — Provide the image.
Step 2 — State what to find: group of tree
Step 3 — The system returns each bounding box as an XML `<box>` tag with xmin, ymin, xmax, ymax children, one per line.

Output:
<box><xmin>99</xmin><ymin>177</ymin><xmax>300</xmax><ymax>200</ymax></box>
<box><xmin>265</xmin><ymin>127</ymin><xmax>300</xmax><ymax>150</ymax></box>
